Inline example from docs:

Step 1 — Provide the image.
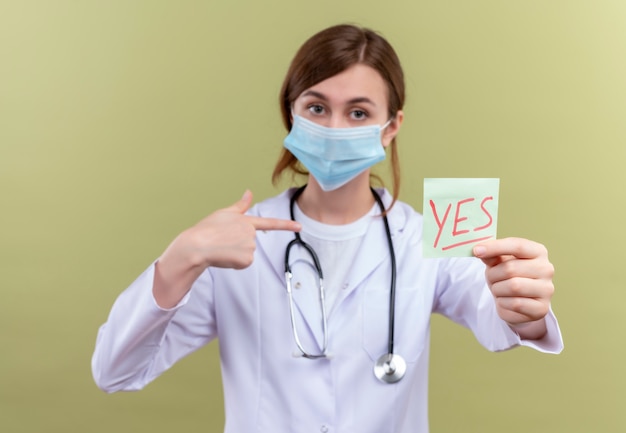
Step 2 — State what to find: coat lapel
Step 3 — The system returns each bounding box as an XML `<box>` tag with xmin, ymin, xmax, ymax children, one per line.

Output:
<box><xmin>330</xmin><ymin>189</ymin><xmax>405</xmax><ymax>313</ymax></box>
<box><xmin>329</xmin><ymin>218</ymin><xmax>388</xmax><ymax>312</ymax></box>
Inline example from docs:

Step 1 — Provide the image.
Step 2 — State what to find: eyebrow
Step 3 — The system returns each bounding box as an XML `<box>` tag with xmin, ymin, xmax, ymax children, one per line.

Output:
<box><xmin>300</xmin><ymin>90</ymin><xmax>377</xmax><ymax>106</ymax></box>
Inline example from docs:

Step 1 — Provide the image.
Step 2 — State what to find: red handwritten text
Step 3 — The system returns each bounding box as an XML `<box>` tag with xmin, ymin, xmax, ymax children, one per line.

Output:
<box><xmin>429</xmin><ymin>196</ymin><xmax>494</xmax><ymax>251</ymax></box>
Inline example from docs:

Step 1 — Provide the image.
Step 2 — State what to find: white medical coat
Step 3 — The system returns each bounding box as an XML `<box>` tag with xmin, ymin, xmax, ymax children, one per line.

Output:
<box><xmin>92</xmin><ymin>188</ymin><xmax>563</xmax><ymax>433</ymax></box>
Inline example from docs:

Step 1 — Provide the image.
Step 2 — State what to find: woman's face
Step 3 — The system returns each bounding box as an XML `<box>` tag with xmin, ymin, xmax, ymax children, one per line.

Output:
<box><xmin>292</xmin><ymin>64</ymin><xmax>403</xmax><ymax>147</ymax></box>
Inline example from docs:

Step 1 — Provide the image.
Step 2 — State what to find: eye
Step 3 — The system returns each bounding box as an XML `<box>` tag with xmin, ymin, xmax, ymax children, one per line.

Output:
<box><xmin>350</xmin><ymin>109</ymin><xmax>368</xmax><ymax>120</ymax></box>
<box><xmin>307</xmin><ymin>104</ymin><xmax>326</xmax><ymax>116</ymax></box>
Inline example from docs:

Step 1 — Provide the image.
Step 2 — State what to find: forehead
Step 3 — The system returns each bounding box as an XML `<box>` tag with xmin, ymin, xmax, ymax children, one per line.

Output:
<box><xmin>298</xmin><ymin>64</ymin><xmax>389</xmax><ymax>105</ymax></box>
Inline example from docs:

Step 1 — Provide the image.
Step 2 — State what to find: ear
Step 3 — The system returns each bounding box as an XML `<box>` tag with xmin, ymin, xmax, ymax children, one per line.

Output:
<box><xmin>382</xmin><ymin>110</ymin><xmax>404</xmax><ymax>148</ymax></box>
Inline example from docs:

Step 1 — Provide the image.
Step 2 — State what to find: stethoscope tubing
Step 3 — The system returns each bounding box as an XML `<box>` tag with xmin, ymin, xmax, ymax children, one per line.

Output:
<box><xmin>284</xmin><ymin>185</ymin><xmax>405</xmax><ymax>382</ymax></box>
<box><xmin>371</xmin><ymin>187</ymin><xmax>397</xmax><ymax>358</ymax></box>
<box><xmin>284</xmin><ymin>186</ymin><xmax>328</xmax><ymax>358</ymax></box>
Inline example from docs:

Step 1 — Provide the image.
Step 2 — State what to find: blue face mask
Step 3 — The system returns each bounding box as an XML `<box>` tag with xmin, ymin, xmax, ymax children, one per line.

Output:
<box><xmin>283</xmin><ymin>115</ymin><xmax>392</xmax><ymax>191</ymax></box>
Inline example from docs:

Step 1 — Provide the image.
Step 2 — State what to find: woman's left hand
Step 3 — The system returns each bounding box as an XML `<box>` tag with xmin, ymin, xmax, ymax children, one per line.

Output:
<box><xmin>473</xmin><ymin>237</ymin><xmax>555</xmax><ymax>340</ymax></box>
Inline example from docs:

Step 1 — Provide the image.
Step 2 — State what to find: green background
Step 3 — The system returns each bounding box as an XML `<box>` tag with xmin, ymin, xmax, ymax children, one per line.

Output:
<box><xmin>1</xmin><ymin>1</ymin><xmax>624</xmax><ymax>431</ymax></box>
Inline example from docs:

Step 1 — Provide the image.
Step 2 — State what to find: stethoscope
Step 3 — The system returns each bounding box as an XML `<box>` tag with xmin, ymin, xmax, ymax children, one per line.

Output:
<box><xmin>284</xmin><ymin>185</ymin><xmax>406</xmax><ymax>384</ymax></box>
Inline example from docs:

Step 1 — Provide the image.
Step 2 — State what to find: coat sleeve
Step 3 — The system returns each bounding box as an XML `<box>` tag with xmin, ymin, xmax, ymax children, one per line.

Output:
<box><xmin>432</xmin><ymin>257</ymin><xmax>563</xmax><ymax>354</ymax></box>
<box><xmin>91</xmin><ymin>262</ymin><xmax>218</xmax><ymax>392</ymax></box>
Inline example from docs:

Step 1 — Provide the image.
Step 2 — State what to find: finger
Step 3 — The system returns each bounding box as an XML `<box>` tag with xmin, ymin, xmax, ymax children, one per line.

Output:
<box><xmin>485</xmin><ymin>257</ymin><xmax>555</xmax><ymax>284</ymax></box>
<box><xmin>223</xmin><ymin>190</ymin><xmax>254</xmax><ymax>215</ymax></box>
<box><xmin>247</xmin><ymin>215</ymin><xmax>302</xmax><ymax>232</ymax></box>
<box><xmin>473</xmin><ymin>237</ymin><xmax>548</xmax><ymax>262</ymax></box>
<box><xmin>494</xmin><ymin>297</ymin><xmax>550</xmax><ymax>323</ymax></box>
<box><xmin>476</xmin><ymin>254</ymin><xmax>513</xmax><ymax>269</ymax></box>
<box><xmin>489</xmin><ymin>277</ymin><xmax>555</xmax><ymax>300</ymax></box>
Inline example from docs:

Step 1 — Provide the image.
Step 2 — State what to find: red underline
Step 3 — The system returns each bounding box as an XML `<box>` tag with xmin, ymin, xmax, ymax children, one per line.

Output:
<box><xmin>441</xmin><ymin>235</ymin><xmax>494</xmax><ymax>251</ymax></box>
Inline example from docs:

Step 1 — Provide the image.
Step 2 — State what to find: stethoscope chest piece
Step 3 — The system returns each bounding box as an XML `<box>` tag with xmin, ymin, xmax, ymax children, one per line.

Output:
<box><xmin>374</xmin><ymin>353</ymin><xmax>406</xmax><ymax>384</ymax></box>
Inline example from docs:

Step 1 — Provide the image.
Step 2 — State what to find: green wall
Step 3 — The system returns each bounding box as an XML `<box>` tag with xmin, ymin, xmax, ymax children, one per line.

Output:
<box><xmin>1</xmin><ymin>1</ymin><xmax>624</xmax><ymax>431</ymax></box>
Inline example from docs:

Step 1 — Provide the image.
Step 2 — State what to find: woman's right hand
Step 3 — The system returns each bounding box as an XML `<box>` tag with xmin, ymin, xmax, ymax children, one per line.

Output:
<box><xmin>153</xmin><ymin>190</ymin><xmax>301</xmax><ymax>308</ymax></box>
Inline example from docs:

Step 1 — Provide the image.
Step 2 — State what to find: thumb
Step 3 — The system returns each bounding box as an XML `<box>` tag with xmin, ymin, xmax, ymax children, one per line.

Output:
<box><xmin>226</xmin><ymin>190</ymin><xmax>253</xmax><ymax>214</ymax></box>
<box><xmin>473</xmin><ymin>245</ymin><xmax>505</xmax><ymax>268</ymax></box>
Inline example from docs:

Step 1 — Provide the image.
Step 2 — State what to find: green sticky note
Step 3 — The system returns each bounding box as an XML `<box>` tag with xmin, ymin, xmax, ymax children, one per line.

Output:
<box><xmin>423</xmin><ymin>178</ymin><xmax>500</xmax><ymax>258</ymax></box>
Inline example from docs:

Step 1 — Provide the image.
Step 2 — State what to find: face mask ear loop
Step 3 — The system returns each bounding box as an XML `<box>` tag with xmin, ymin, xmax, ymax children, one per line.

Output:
<box><xmin>381</xmin><ymin>117</ymin><xmax>394</xmax><ymax>131</ymax></box>
<box><xmin>380</xmin><ymin>117</ymin><xmax>397</xmax><ymax>149</ymax></box>
<box><xmin>289</xmin><ymin>107</ymin><xmax>295</xmax><ymax>128</ymax></box>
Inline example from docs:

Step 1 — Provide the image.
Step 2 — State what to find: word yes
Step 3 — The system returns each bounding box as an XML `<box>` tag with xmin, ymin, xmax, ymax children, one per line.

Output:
<box><xmin>428</xmin><ymin>196</ymin><xmax>494</xmax><ymax>251</ymax></box>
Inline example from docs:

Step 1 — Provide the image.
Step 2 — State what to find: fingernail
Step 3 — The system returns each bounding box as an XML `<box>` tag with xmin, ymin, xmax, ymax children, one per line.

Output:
<box><xmin>473</xmin><ymin>246</ymin><xmax>486</xmax><ymax>257</ymax></box>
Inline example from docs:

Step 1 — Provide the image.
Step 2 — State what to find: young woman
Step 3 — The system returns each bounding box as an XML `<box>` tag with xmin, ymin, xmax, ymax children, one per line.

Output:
<box><xmin>92</xmin><ymin>24</ymin><xmax>563</xmax><ymax>432</ymax></box>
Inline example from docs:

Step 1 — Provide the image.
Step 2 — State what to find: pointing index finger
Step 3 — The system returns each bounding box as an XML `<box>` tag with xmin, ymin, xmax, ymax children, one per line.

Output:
<box><xmin>247</xmin><ymin>215</ymin><xmax>302</xmax><ymax>232</ymax></box>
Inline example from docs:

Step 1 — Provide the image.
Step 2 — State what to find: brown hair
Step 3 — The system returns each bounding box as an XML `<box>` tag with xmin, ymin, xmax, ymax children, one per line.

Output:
<box><xmin>271</xmin><ymin>24</ymin><xmax>406</xmax><ymax>210</ymax></box>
